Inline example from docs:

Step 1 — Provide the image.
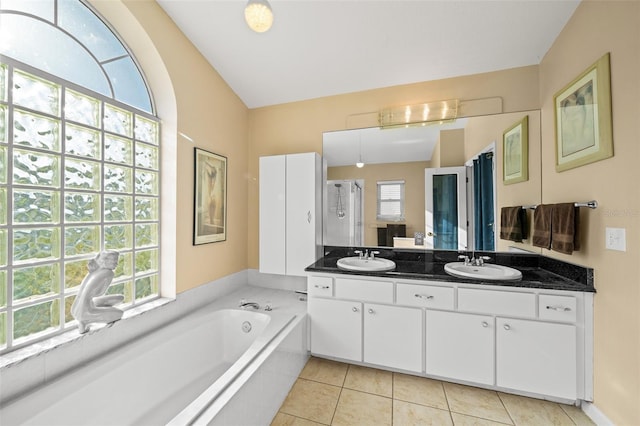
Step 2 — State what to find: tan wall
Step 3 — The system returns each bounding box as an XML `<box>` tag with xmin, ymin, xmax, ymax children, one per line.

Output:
<box><xmin>439</xmin><ymin>129</ymin><xmax>466</xmax><ymax>167</ymax></box>
<box><xmin>539</xmin><ymin>1</ymin><xmax>640</xmax><ymax>424</ymax></box>
<box><xmin>248</xmin><ymin>66</ymin><xmax>541</xmax><ymax>268</ymax></box>
<box><xmin>328</xmin><ymin>162</ymin><xmax>429</xmax><ymax>246</ymax></box>
<box><xmin>101</xmin><ymin>1</ymin><xmax>250</xmax><ymax>293</ymax></box>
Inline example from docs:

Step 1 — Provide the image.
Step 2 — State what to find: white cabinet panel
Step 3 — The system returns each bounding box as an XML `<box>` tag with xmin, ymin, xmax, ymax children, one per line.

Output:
<box><xmin>497</xmin><ymin>318</ymin><xmax>577</xmax><ymax>400</ymax></box>
<box><xmin>309</xmin><ymin>298</ymin><xmax>362</xmax><ymax>362</ymax></box>
<box><xmin>335</xmin><ymin>278</ymin><xmax>393</xmax><ymax>303</ymax></box>
<box><xmin>396</xmin><ymin>283</ymin><xmax>454</xmax><ymax>309</ymax></box>
<box><xmin>364</xmin><ymin>304</ymin><xmax>422</xmax><ymax>372</ymax></box>
<box><xmin>259</xmin><ymin>155</ymin><xmax>286</xmax><ymax>275</ymax></box>
<box><xmin>426</xmin><ymin>310</ymin><xmax>494</xmax><ymax>385</ymax></box>
<box><xmin>259</xmin><ymin>153</ymin><xmax>321</xmax><ymax>276</ymax></box>
<box><xmin>458</xmin><ymin>288</ymin><xmax>536</xmax><ymax>318</ymax></box>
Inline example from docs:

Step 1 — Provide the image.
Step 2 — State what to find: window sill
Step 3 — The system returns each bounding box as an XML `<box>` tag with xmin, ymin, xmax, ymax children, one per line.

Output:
<box><xmin>0</xmin><ymin>297</ymin><xmax>174</xmax><ymax>371</ymax></box>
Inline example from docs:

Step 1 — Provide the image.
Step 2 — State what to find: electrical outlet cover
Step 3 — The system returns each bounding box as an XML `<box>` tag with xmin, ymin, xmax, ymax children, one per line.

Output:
<box><xmin>605</xmin><ymin>227</ymin><xmax>626</xmax><ymax>251</ymax></box>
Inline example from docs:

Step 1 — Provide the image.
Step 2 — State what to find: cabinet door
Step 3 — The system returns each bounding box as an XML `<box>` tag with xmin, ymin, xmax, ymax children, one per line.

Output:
<box><xmin>426</xmin><ymin>310</ymin><xmax>494</xmax><ymax>385</ymax></box>
<box><xmin>309</xmin><ymin>298</ymin><xmax>362</xmax><ymax>362</ymax></box>
<box><xmin>364</xmin><ymin>304</ymin><xmax>422</xmax><ymax>373</ymax></box>
<box><xmin>259</xmin><ymin>155</ymin><xmax>286</xmax><ymax>275</ymax></box>
<box><xmin>497</xmin><ymin>318</ymin><xmax>576</xmax><ymax>400</ymax></box>
<box><xmin>285</xmin><ymin>153</ymin><xmax>321</xmax><ymax>276</ymax></box>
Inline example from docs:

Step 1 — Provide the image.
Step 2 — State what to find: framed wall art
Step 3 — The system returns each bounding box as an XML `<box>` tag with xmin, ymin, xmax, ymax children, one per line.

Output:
<box><xmin>503</xmin><ymin>115</ymin><xmax>529</xmax><ymax>185</ymax></box>
<box><xmin>193</xmin><ymin>148</ymin><xmax>227</xmax><ymax>244</ymax></box>
<box><xmin>554</xmin><ymin>53</ymin><xmax>613</xmax><ymax>172</ymax></box>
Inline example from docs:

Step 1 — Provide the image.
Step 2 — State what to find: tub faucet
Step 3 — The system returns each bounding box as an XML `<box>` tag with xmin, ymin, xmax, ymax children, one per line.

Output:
<box><xmin>239</xmin><ymin>301</ymin><xmax>260</xmax><ymax>310</ymax></box>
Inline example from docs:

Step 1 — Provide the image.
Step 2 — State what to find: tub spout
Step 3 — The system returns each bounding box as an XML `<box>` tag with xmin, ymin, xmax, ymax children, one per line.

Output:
<box><xmin>239</xmin><ymin>301</ymin><xmax>260</xmax><ymax>310</ymax></box>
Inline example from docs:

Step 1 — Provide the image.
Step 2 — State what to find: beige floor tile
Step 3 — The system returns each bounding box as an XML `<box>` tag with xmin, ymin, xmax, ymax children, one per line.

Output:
<box><xmin>279</xmin><ymin>378</ymin><xmax>341</xmax><ymax>425</ymax></box>
<box><xmin>393</xmin><ymin>399</ymin><xmax>453</xmax><ymax>426</ymax></box>
<box><xmin>271</xmin><ymin>412</ymin><xmax>326</xmax><ymax>426</ymax></box>
<box><xmin>559</xmin><ymin>404</ymin><xmax>596</xmax><ymax>426</ymax></box>
<box><xmin>344</xmin><ymin>364</ymin><xmax>393</xmax><ymax>398</ymax></box>
<box><xmin>298</xmin><ymin>356</ymin><xmax>349</xmax><ymax>387</ymax></box>
<box><xmin>393</xmin><ymin>373</ymin><xmax>449</xmax><ymax>410</ymax></box>
<box><xmin>332</xmin><ymin>388</ymin><xmax>392</xmax><ymax>426</ymax></box>
<box><xmin>451</xmin><ymin>412</ymin><xmax>513</xmax><ymax>426</ymax></box>
<box><xmin>444</xmin><ymin>383</ymin><xmax>512</xmax><ymax>425</ymax></box>
<box><xmin>498</xmin><ymin>393</ymin><xmax>575</xmax><ymax>426</ymax></box>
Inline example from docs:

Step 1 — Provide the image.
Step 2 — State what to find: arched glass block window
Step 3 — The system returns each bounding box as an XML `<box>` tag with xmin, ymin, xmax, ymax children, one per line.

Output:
<box><xmin>0</xmin><ymin>0</ymin><xmax>153</xmax><ymax>113</ymax></box>
<box><xmin>0</xmin><ymin>0</ymin><xmax>160</xmax><ymax>353</ymax></box>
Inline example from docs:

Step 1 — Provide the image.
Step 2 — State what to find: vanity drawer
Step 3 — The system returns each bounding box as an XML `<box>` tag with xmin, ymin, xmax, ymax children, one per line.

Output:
<box><xmin>397</xmin><ymin>283</ymin><xmax>454</xmax><ymax>309</ymax></box>
<box><xmin>335</xmin><ymin>278</ymin><xmax>393</xmax><ymax>303</ymax></box>
<box><xmin>539</xmin><ymin>294</ymin><xmax>577</xmax><ymax>322</ymax></box>
<box><xmin>458</xmin><ymin>288</ymin><xmax>536</xmax><ymax>318</ymax></box>
<box><xmin>308</xmin><ymin>276</ymin><xmax>333</xmax><ymax>297</ymax></box>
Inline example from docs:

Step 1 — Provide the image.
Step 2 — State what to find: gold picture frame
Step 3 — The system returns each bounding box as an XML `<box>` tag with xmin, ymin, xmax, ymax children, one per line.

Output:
<box><xmin>194</xmin><ymin>148</ymin><xmax>227</xmax><ymax>245</ymax></box>
<box><xmin>554</xmin><ymin>53</ymin><xmax>613</xmax><ymax>172</ymax></box>
<box><xmin>503</xmin><ymin>115</ymin><xmax>529</xmax><ymax>185</ymax></box>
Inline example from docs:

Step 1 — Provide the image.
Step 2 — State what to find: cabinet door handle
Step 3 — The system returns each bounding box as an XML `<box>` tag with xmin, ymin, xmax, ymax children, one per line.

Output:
<box><xmin>368</xmin><ymin>308</ymin><xmax>375</xmax><ymax>314</ymax></box>
<box><xmin>481</xmin><ymin>321</ymin><xmax>489</xmax><ymax>328</ymax></box>
<box><xmin>414</xmin><ymin>294</ymin><xmax>434</xmax><ymax>300</ymax></box>
<box><xmin>352</xmin><ymin>307</ymin><xmax>359</xmax><ymax>313</ymax></box>
<box><xmin>314</xmin><ymin>284</ymin><xmax>329</xmax><ymax>289</ymax></box>
<box><xmin>503</xmin><ymin>324</ymin><xmax>511</xmax><ymax>331</ymax></box>
<box><xmin>546</xmin><ymin>305</ymin><xmax>571</xmax><ymax>312</ymax></box>
<box><xmin>307</xmin><ymin>211</ymin><xmax>312</xmax><ymax>223</ymax></box>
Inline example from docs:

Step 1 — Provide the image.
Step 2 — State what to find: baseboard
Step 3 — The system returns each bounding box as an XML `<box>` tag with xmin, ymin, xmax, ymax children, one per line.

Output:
<box><xmin>581</xmin><ymin>401</ymin><xmax>614</xmax><ymax>426</ymax></box>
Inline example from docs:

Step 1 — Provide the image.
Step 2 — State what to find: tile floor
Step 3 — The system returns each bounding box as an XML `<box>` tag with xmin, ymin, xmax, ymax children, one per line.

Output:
<box><xmin>271</xmin><ymin>357</ymin><xmax>595</xmax><ymax>426</ymax></box>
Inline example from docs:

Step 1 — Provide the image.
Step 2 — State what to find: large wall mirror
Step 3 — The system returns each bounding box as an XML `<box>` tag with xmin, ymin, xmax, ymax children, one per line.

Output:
<box><xmin>322</xmin><ymin>110</ymin><xmax>542</xmax><ymax>253</ymax></box>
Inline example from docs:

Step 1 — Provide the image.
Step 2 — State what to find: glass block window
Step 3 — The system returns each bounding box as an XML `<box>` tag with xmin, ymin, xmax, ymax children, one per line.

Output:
<box><xmin>377</xmin><ymin>180</ymin><xmax>405</xmax><ymax>222</ymax></box>
<box><xmin>0</xmin><ymin>59</ymin><xmax>160</xmax><ymax>353</ymax></box>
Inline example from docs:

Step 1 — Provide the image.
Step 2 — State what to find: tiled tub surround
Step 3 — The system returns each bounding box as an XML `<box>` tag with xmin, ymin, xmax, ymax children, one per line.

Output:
<box><xmin>309</xmin><ymin>247</ymin><xmax>595</xmax><ymax>292</ymax></box>
<box><xmin>306</xmin><ymin>247</ymin><xmax>594</xmax><ymax>408</ymax></box>
<box><xmin>0</xmin><ymin>276</ymin><xmax>309</xmax><ymax>425</ymax></box>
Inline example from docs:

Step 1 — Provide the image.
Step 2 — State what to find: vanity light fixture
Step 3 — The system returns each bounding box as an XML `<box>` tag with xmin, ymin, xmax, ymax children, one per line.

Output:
<box><xmin>244</xmin><ymin>0</ymin><xmax>274</xmax><ymax>33</ymax></box>
<box><xmin>379</xmin><ymin>99</ymin><xmax>459</xmax><ymax>128</ymax></box>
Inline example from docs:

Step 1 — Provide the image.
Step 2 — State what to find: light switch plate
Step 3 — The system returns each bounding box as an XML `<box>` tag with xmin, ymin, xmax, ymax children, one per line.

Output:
<box><xmin>605</xmin><ymin>227</ymin><xmax>626</xmax><ymax>251</ymax></box>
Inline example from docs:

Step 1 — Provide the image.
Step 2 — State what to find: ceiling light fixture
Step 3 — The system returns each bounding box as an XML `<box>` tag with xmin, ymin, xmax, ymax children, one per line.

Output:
<box><xmin>379</xmin><ymin>99</ymin><xmax>459</xmax><ymax>128</ymax></box>
<box><xmin>244</xmin><ymin>0</ymin><xmax>274</xmax><ymax>33</ymax></box>
<box><xmin>356</xmin><ymin>134</ymin><xmax>364</xmax><ymax>168</ymax></box>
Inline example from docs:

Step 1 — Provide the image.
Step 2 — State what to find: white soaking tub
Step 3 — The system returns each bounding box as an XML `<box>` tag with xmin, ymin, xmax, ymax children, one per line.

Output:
<box><xmin>0</xmin><ymin>306</ymin><xmax>307</xmax><ymax>425</ymax></box>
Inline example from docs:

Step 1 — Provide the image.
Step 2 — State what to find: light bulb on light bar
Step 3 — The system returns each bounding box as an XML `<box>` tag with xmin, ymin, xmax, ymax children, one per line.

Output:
<box><xmin>245</xmin><ymin>0</ymin><xmax>273</xmax><ymax>33</ymax></box>
<box><xmin>379</xmin><ymin>99</ymin><xmax>459</xmax><ymax>128</ymax></box>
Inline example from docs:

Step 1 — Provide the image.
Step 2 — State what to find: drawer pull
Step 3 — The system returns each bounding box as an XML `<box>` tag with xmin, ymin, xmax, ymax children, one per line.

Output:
<box><xmin>314</xmin><ymin>284</ymin><xmax>330</xmax><ymax>289</ymax></box>
<box><xmin>368</xmin><ymin>308</ymin><xmax>375</xmax><ymax>314</ymax></box>
<box><xmin>481</xmin><ymin>321</ymin><xmax>489</xmax><ymax>328</ymax></box>
<box><xmin>352</xmin><ymin>307</ymin><xmax>359</xmax><ymax>313</ymax></box>
<box><xmin>546</xmin><ymin>305</ymin><xmax>571</xmax><ymax>312</ymax></box>
<box><xmin>415</xmin><ymin>293</ymin><xmax>434</xmax><ymax>300</ymax></box>
<box><xmin>503</xmin><ymin>324</ymin><xmax>511</xmax><ymax>331</ymax></box>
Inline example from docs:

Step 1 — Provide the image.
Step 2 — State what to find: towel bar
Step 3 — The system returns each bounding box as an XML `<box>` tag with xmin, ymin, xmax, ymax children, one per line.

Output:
<box><xmin>523</xmin><ymin>200</ymin><xmax>598</xmax><ymax>210</ymax></box>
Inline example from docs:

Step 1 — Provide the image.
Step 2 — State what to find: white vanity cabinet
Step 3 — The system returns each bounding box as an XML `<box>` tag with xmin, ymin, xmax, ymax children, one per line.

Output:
<box><xmin>307</xmin><ymin>272</ymin><xmax>593</xmax><ymax>403</ymax></box>
<box><xmin>496</xmin><ymin>317</ymin><xmax>577</xmax><ymax>400</ymax></box>
<box><xmin>259</xmin><ymin>153</ymin><xmax>322</xmax><ymax>276</ymax></box>
<box><xmin>364</xmin><ymin>303</ymin><xmax>422</xmax><ymax>372</ymax></box>
<box><xmin>426</xmin><ymin>310</ymin><xmax>494</xmax><ymax>385</ymax></box>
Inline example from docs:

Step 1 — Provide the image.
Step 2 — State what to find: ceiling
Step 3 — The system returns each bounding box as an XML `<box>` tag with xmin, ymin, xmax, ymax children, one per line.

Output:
<box><xmin>157</xmin><ymin>0</ymin><xmax>580</xmax><ymax>109</ymax></box>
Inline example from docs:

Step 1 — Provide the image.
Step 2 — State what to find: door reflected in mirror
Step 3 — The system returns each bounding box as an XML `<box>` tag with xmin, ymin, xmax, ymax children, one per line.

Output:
<box><xmin>322</xmin><ymin>110</ymin><xmax>542</xmax><ymax>253</ymax></box>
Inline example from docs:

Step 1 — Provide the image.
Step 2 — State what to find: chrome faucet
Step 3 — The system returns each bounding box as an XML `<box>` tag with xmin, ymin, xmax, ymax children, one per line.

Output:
<box><xmin>458</xmin><ymin>254</ymin><xmax>491</xmax><ymax>266</ymax></box>
<box><xmin>239</xmin><ymin>301</ymin><xmax>260</xmax><ymax>310</ymax></box>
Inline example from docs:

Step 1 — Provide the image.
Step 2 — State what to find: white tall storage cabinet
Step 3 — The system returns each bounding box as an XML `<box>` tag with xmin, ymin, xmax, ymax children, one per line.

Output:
<box><xmin>259</xmin><ymin>152</ymin><xmax>322</xmax><ymax>276</ymax></box>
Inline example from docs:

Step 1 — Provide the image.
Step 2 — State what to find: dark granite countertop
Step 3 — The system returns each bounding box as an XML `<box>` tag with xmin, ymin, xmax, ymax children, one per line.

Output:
<box><xmin>305</xmin><ymin>247</ymin><xmax>595</xmax><ymax>293</ymax></box>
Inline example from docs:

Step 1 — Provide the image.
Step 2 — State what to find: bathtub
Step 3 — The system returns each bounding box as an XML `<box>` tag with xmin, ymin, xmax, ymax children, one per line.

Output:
<box><xmin>0</xmin><ymin>306</ymin><xmax>307</xmax><ymax>425</ymax></box>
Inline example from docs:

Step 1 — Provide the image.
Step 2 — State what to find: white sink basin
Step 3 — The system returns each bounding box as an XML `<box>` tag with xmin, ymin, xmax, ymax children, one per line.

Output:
<box><xmin>444</xmin><ymin>262</ymin><xmax>522</xmax><ymax>281</ymax></box>
<box><xmin>337</xmin><ymin>257</ymin><xmax>396</xmax><ymax>272</ymax></box>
